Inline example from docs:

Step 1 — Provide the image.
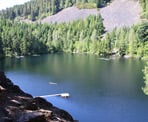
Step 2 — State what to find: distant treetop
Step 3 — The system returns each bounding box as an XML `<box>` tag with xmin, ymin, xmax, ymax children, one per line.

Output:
<box><xmin>0</xmin><ymin>0</ymin><xmax>111</xmax><ymax>21</ymax></box>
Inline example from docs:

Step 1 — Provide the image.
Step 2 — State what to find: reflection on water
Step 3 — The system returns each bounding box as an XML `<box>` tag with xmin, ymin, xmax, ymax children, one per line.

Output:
<box><xmin>0</xmin><ymin>54</ymin><xmax>148</xmax><ymax>122</ymax></box>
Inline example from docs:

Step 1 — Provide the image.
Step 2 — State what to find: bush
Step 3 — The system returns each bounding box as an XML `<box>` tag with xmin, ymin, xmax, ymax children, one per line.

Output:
<box><xmin>75</xmin><ymin>3</ymin><xmax>97</xmax><ymax>9</ymax></box>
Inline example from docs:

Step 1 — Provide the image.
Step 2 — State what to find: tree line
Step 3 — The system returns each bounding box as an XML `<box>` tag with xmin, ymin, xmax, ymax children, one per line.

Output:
<box><xmin>103</xmin><ymin>22</ymin><xmax>148</xmax><ymax>58</ymax></box>
<box><xmin>0</xmin><ymin>14</ymin><xmax>147</xmax><ymax>59</ymax></box>
<box><xmin>0</xmin><ymin>14</ymin><xmax>104</xmax><ymax>57</ymax></box>
<box><xmin>0</xmin><ymin>0</ymin><xmax>110</xmax><ymax>21</ymax></box>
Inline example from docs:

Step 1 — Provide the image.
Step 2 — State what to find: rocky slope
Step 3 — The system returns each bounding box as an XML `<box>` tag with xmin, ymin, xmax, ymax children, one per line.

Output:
<box><xmin>0</xmin><ymin>71</ymin><xmax>75</xmax><ymax>122</ymax></box>
<box><xmin>100</xmin><ymin>0</ymin><xmax>142</xmax><ymax>31</ymax></box>
<box><xmin>41</xmin><ymin>0</ymin><xmax>141</xmax><ymax>31</ymax></box>
<box><xmin>41</xmin><ymin>6</ymin><xmax>99</xmax><ymax>24</ymax></box>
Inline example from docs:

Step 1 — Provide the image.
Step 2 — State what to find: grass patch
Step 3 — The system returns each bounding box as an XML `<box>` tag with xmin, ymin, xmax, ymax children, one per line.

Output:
<box><xmin>75</xmin><ymin>2</ymin><xmax>97</xmax><ymax>9</ymax></box>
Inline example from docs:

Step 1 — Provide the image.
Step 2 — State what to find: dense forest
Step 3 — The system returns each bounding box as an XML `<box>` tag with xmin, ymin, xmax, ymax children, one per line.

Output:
<box><xmin>0</xmin><ymin>13</ymin><xmax>147</xmax><ymax>58</ymax></box>
<box><xmin>139</xmin><ymin>0</ymin><xmax>148</xmax><ymax>95</ymax></box>
<box><xmin>0</xmin><ymin>0</ymin><xmax>147</xmax><ymax>59</ymax></box>
<box><xmin>0</xmin><ymin>14</ymin><xmax>104</xmax><ymax>56</ymax></box>
<box><xmin>0</xmin><ymin>0</ymin><xmax>110</xmax><ymax>21</ymax></box>
<box><xmin>104</xmin><ymin>23</ymin><xmax>148</xmax><ymax>58</ymax></box>
<box><xmin>140</xmin><ymin>0</ymin><xmax>148</xmax><ymax>19</ymax></box>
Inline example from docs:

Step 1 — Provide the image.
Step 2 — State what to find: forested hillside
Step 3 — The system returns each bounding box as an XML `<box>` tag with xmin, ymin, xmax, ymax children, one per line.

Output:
<box><xmin>140</xmin><ymin>0</ymin><xmax>148</xmax><ymax>94</ymax></box>
<box><xmin>0</xmin><ymin>15</ymin><xmax>104</xmax><ymax>57</ymax></box>
<box><xmin>0</xmin><ymin>0</ymin><xmax>110</xmax><ymax>21</ymax></box>
<box><xmin>0</xmin><ymin>13</ymin><xmax>147</xmax><ymax>58</ymax></box>
<box><xmin>104</xmin><ymin>23</ymin><xmax>148</xmax><ymax>58</ymax></box>
<box><xmin>0</xmin><ymin>0</ymin><xmax>147</xmax><ymax>58</ymax></box>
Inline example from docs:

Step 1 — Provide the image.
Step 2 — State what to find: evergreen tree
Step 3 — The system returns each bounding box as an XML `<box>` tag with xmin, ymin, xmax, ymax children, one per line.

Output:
<box><xmin>143</xmin><ymin>62</ymin><xmax>148</xmax><ymax>95</ymax></box>
<box><xmin>0</xmin><ymin>0</ymin><xmax>111</xmax><ymax>20</ymax></box>
<box><xmin>137</xmin><ymin>22</ymin><xmax>148</xmax><ymax>42</ymax></box>
<box><xmin>0</xmin><ymin>15</ymin><xmax>147</xmax><ymax>58</ymax></box>
<box><xmin>127</xmin><ymin>28</ymin><xmax>135</xmax><ymax>56</ymax></box>
<box><xmin>0</xmin><ymin>37</ymin><xmax>4</xmax><ymax>58</ymax></box>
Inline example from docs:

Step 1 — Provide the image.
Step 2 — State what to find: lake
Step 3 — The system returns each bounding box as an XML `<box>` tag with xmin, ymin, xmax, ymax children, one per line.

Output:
<box><xmin>0</xmin><ymin>54</ymin><xmax>148</xmax><ymax>122</ymax></box>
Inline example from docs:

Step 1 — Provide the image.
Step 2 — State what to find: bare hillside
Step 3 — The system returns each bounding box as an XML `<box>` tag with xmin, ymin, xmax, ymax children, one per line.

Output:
<box><xmin>41</xmin><ymin>6</ymin><xmax>99</xmax><ymax>23</ymax></box>
<box><xmin>41</xmin><ymin>0</ymin><xmax>141</xmax><ymax>31</ymax></box>
<box><xmin>100</xmin><ymin>0</ymin><xmax>142</xmax><ymax>31</ymax></box>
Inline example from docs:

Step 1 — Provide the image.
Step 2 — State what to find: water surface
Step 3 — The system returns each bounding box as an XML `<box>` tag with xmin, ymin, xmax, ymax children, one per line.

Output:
<box><xmin>0</xmin><ymin>54</ymin><xmax>148</xmax><ymax>122</ymax></box>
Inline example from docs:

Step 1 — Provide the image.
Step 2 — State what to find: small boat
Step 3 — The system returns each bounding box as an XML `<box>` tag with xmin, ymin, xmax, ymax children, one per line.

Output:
<box><xmin>16</xmin><ymin>56</ymin><xmax>24</xmax><ymax>59</ymax></box>
<box><xmin>99</xmin><ymin>57</ymin><xmax>110</xmax><ymax>61</ymax></box>
<box><xmin>49</xmin><ymin>82</ymin><xmax>57</xmax><ymax>85</ymax></box>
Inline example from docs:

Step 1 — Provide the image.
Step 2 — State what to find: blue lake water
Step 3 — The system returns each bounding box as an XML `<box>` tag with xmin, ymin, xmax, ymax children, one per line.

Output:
<box><xmin>0</xmin><ymin>54</ymin><xmax>148</xmax><ymax>122</ymax></box>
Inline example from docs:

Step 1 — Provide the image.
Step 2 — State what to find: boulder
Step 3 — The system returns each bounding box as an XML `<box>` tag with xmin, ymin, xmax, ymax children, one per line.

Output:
<box><xmin>0</xmin><ymin>85</ymin><xmax>6</xmax><ymax>92</ymax></box>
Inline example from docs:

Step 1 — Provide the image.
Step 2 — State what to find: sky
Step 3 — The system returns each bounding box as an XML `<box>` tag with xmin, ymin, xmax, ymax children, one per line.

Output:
<box><xmin>0</xmin><ymin>0</ymin><xmax>31</xmax><ymax>10</ymax></box>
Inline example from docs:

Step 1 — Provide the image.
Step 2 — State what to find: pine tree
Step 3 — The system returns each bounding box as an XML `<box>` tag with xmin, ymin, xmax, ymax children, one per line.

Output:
<box><xmin>143</xmin><ymin>62</ymin><xmax>148</xmax><ymax>95</ymax></box>
<box><xmin>128</xmin><ymin>28</ymin><xmax>135</xmax><ymax>56</ymax></box>
<box><xmin>0</xmin><ymin>37</ymin><xmax>4</xmax><ymax>57</ymax></box>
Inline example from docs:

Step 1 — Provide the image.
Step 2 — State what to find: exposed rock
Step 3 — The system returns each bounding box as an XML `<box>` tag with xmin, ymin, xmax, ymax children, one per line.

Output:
<box><xmin>41</xmin><ymin>6</ymin><xmax>99</xmax><ymax>24</ymax></box>
<box><xmin>17</xmin><ymin>111</ymin><xmax>46</xmax><ymax>122</ymax></box>
<box><xmin>0</xmin><ymin>85</ymin><xmax>6</xmax><ymax>92</ymax></box>
<box><xmin>100</xmin><ymin>0</ymin><xmax>142</xmax><ymax>31</ymax></box>
<box><xmin>0</xmin><ymin>71</ymin><xmax>75</xmax><ymax>122</ymax></box>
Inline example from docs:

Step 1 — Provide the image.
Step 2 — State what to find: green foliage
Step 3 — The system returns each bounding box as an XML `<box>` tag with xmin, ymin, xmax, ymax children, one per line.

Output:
<box><xmin>0</xmin><ymin>12</ymin><xmax>147</xmax><ymax>58</ymax></box>
<box><xmin>0</xmin><ymin>38</ymin><xmax>4</xmax><ymax>58</ymax></box>
<box><xmin>0</xmin><ymin>0</ymin><xmax>111</xmax><ymax>21</ymax></box>
<box><xmin>140</xmin><ymin>0</ymin><xmax>148</xmax><ymax>19</ymax></box>
<box><xmin>136</xmin><ymin>22</ymin><xmax>148</xmax><ymax>42</ymax></box>
<box><xmin>0</xmin><ymin>16</ymin><xmax>147</xmax><ymax>58</ymax></box>
<box><xmin>76</xmin><ymin>2</ymin><xmax>96</xmax><ymax>9</ymax></box>
<box><xmin>142</xmin><ymin>62</ymin><xmax>148</xmax><ymax>95</ymax></box>
<box><xmin>0</xmin><ymin>14</ymin><xmax>105</xmax><ymax>57</ymax></box>
<box><xmin>102</xmin><ymin>22</ymin><xmax>148</xmax><ymax>58</ymax></box>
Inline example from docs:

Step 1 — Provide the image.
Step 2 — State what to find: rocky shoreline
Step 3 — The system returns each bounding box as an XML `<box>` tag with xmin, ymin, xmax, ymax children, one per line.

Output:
<box><xmin>0</xmin><ymin>71</ymin><xmax>75</xmax><ymax>122</ymax></box>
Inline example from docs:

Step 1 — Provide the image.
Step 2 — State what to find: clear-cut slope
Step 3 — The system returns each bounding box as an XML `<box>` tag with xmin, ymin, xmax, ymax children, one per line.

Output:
<box><xmin>100</xmin><ymin>0</ymin><xmax>142</xmax><ymax>31</ymax></box>
<box><xmin>41</xmin><ymin>0</ymin><xmax>141</xmax><ymax>31</ymax></box>
<box><xmin>41</xmin><ymin>6</ymin><xmax>99</xmax><ymax>23</ymax></box>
